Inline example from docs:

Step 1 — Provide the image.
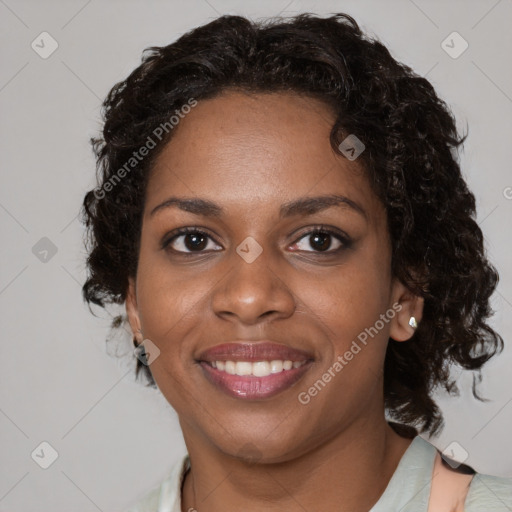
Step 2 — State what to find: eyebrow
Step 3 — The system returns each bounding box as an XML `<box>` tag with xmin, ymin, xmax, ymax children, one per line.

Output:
<box><xmin>149</xmin><ymin>194</ymin><xmax>367</xmax><ymax>219</ymax></box>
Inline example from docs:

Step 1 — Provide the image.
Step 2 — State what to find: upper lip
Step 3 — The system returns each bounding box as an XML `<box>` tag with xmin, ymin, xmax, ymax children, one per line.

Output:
<box><xmin>198</xmin><ymin>341</ymin><xmax>314</xmax><ymax>363</ymax></box>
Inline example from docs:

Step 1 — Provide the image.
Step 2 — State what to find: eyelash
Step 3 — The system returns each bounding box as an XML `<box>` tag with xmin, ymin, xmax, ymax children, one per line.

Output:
<box><xmin>161</xmin><ymin>225</ymin><xmax>352</xmax><ymax>256</ymax></box>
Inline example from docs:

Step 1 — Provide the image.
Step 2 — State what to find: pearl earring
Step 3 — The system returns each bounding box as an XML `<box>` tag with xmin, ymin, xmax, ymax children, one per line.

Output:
<box><xmin>409</xmin><ymin>316</ymin><xmax>418</xmax><ymax>329</ymax></box>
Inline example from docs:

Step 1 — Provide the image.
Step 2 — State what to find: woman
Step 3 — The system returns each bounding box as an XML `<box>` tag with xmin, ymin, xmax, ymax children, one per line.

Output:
<box><xmin>81</xmin><ymin>12</ymin><xmax>512</xmax><ymax>511</ymax></box>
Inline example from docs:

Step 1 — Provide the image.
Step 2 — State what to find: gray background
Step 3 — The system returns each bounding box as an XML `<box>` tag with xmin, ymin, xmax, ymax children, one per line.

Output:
<box><xmin>1</xmin><ymin>0</ymin><xmax>511</xmax><ymax>510</ymax></box>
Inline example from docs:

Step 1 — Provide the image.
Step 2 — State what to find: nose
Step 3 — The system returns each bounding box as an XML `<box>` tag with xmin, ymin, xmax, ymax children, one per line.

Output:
<box><xmin>211</xmin><ymin>247</ymin><xmax>296</xmax><ymax>326</ymax></box>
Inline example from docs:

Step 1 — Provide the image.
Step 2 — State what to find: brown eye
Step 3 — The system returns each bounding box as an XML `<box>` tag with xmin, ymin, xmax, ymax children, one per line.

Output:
<box><xmin>290</xmin><ymin>228</ymin><xmax>351</xmax><ymax>253</ymax></box>
<box><xmin>163</xmin><ymin>228</ymin><xmax>222</xmax><ymax>254</ymax></box>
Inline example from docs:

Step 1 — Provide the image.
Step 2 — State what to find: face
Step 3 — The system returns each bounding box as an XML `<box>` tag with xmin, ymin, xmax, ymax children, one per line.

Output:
<box><xmin>126</xmin><ymin>91</ymin><xmax>421</xmax><ymax>462</ymax></box>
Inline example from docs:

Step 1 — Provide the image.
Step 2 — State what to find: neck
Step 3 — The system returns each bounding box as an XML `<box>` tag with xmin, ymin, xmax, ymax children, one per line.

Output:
<box><xmin>181</xmin><ymin>416</ymin><xmax>414</xmax><ymax>512</ymax></box>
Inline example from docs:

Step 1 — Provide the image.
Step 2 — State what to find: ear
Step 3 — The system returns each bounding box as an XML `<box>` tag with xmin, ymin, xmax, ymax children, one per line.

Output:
<box><xmin>126</xmin><ymin>276</ymin><xmax>143</xmax><ymax>344</ymax></box>
<box><xmin>389</xmin><ymin>278</ymin><xmax>424</xmax><ymax>342</ymax></box>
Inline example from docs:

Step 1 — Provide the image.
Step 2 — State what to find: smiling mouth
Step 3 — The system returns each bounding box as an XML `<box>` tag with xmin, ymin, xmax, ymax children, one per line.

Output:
<box><xmin>197</xmin><ymin>342</ymin><xmax>314</xmax><ymax>400</ymax></box>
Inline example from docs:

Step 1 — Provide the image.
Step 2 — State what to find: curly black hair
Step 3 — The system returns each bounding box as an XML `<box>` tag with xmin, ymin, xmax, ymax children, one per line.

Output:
<box><xmin>81</xmin><ymin>12</ymin><xmax>503</xmax><ymax>436</ymax></box>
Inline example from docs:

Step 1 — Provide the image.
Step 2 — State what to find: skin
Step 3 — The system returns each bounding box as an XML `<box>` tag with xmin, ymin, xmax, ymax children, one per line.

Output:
<box><xmin>126</xmin><ymin>90</ymin><xmax>424</xmax><ymax>511</ymax></box>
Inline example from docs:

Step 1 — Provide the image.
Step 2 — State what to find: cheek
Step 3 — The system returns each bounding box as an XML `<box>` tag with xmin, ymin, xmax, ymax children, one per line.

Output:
<box><xmin>136</xmin><ymin>264</ymin><xmax>209</xmax><ymax>343</ymax></box>
<box><xmin>133</xmin><ymin>239</ymin><xmax>202</xmax><ymax>356</ymax></box>
<box><xmin>321</xmin><ymin>259</ymin><xmax>391</xmax><ymax>338</ymax></box>
<box><xmin>134</xmin><ymin>252</ymin><xmax>214</xmax><ymax>406</ymax></box>
<box><xmin>297</xmin><ymin>263</ymin><xmax>392</xmax><ymax>415</ymax></box>
<box><xmin>310</xmin><ymin>256</ymin><xmax>393</xmax><ymax>393</ymax></box>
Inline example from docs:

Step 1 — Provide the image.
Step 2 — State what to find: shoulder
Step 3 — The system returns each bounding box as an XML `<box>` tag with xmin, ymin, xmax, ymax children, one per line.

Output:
<box><xmin>426</xmin><ymin>437</ymin><xmax>512</xmax><ymax>511</ymax></box>
<box><xmin>388</xmin><ymin>434</ymin><xmax>512</xmax><ymax>512</ymax></box>
<box><xmin>125</xmin><ymin>455</ymin><xmax>189</xmax><ymax>512</ymax></box>
<box><xmin>125</xmin><ymin>486</ymin><xmax>161</xmax><ymax>512</ymax></box>
<box><xmin>465</xmin><ymin>472</ymin><xmax>512</xmax><ymax>511</ymax></box>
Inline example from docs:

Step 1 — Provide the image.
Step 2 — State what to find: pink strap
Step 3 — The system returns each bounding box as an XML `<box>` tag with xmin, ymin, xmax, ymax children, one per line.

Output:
<box><xmin>427</xmin><ymin>451</ymin><xmax>475</xmax><ymax>512</ymax></box>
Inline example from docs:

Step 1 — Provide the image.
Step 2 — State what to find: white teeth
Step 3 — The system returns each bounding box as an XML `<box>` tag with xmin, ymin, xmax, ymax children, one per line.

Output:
<box><xmin>235</xmin><ymin>361</ymin><xmax>252</xmax><ymax>376</ymax></box>
<box><xmin>210</xmin><ymin>359</ymin><xmax>306</xmax><ymax>376</ymax></box>
<box><xmin>270</xmin><ymin>360</ymin><xmax>283</xmax><ymax>373</ymax></box>
<box><xmin>252</xmin><ymin>361</ymin><xmax>271</xmax><ymax>377</ymax></box>
<box><xmin>225</xmin><ymin>361</ymin><xmax>236</xmax><ymax>375</ymax></box>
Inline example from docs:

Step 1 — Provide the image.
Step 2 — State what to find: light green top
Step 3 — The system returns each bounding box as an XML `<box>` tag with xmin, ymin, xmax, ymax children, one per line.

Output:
<box><xmin>127</xmin><ymin>435</ymin><xmax>512</xmax><ymax>511</ymax></box>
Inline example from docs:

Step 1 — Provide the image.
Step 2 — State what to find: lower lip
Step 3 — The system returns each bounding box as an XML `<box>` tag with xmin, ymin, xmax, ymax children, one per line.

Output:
<box><xmin>199</xmin><ymin>362</ymin><xmax>312</xmax><ymax>400</ymax></box>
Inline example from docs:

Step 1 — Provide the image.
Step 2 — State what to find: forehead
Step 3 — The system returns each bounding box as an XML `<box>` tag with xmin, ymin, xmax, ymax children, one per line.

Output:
<box><xmin>146</xmin><ymin>91</ymin><xmax>382</xmax><ymax>221</ymax></box>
